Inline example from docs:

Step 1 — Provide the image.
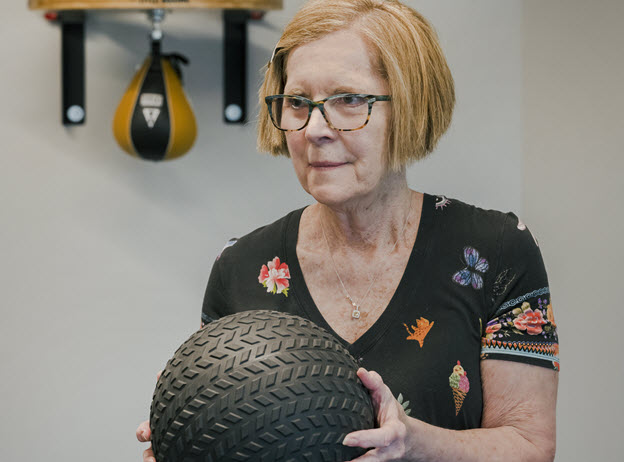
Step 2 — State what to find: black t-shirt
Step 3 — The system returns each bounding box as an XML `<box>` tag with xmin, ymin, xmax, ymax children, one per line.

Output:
<box><xmin>202</xmin><ymin>193</ymin><xmax>559</xmax><ymax>430</ymax></box>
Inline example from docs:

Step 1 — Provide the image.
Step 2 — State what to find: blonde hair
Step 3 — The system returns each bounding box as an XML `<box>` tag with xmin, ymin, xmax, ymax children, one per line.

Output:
<box><xmin>257</xmin><ymin>0</ymin><xmax>455</xmax><ymax>170</ymax></box>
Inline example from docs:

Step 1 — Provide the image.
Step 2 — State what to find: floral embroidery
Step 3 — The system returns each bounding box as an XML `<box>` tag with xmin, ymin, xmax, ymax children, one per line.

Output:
<box><xmin>513</xmin><ymin>307</ymin><xmax>547</xmax><ymax>335</ymax></box>
<box><xmin>485</xmin><ymin>322</ymin><xmax>502</xmax><ymax>335</ymax></box>
<box><xmin>435</xmin><ymin>195</ymin><xmax>451</xmax><ymax>209</ymax></box>
<box><xmin>546</xmin><ymin>303</ymin><xmax>556</xmax><ymax>327</ymax></box>
<box><xmin>486</xmin><ymin>299</ymin><xmax>556</xmax><ymax>340</ymax></box>
<box><xmin>258</xmin><ymin>256</ymin><xmax>291</xmax><ymax>296</ymax></box>
<box><xmin>452</xmin><ymin>246</ymin><xmax>489</xmax><ymax>290</ymax></box>
<box><xmin>449</xmin><ymin>361</ymin><xmax>469</xmax><ymax>415</ymax></box>
<box><xmin>482</xmin><ymin>298</ymin><xmax>559</xmax><ymax>370</ymax></box>
<box><xmin>403</xmin><ymin>317</ymin><xmax>434</xmax><ymax>347</ymax></box>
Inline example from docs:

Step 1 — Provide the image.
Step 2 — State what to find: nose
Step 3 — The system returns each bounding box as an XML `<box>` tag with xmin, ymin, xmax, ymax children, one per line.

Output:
<box><xmin>304</xmin><ymin>106</ymin><xmax>335</xmax><ymax>143</ymax></box>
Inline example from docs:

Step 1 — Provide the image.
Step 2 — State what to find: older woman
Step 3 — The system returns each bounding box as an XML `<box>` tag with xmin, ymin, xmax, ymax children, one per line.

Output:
<box><xmin>137</xmin><ymin>1</ymin><xmax>559</xmax><ymax>461</ymax></box>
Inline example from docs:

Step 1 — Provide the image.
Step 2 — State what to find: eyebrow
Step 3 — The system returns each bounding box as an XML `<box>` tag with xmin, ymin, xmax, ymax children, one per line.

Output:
<box><xmin>282</xmin><ymin>87</ymin><xmax>364</xmax><ymax>98</ymax></box>
<box><xmin>332</xmin><ymin>87</ymin><xmax>361</xmax><ymax>95</ymax></box>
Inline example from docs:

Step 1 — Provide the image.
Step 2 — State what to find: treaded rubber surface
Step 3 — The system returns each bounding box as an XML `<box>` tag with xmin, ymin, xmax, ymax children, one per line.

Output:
<box><xmin>150</xmin><ymin>310</ymin><xmax>375</xmax><ymax>462</ymax></box>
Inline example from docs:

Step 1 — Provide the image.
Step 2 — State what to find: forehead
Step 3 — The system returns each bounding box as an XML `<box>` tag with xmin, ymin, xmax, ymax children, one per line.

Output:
<box><xmin>284</xmin><ymin>29</ymin><xmax>386</xmax><ymax>94</ymax></box>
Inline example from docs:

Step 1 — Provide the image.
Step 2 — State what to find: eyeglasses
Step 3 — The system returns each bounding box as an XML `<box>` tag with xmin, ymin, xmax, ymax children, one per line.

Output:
<box><xmin>265</xmin><ymin>93</ymin><xmax>391</xmax><ymax>132</ymax></box>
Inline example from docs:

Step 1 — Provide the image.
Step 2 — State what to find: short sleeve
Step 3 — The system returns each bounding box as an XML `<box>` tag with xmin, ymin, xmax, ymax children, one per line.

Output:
<box><xmin>200</xmin><ymin>238</ymin><xmax>238</xmax><ymax>327</ymax></box>
<box><xmin>480</xmin><ymin>213</ymin><xmax>560</xmax><ymax>371</ymax></box>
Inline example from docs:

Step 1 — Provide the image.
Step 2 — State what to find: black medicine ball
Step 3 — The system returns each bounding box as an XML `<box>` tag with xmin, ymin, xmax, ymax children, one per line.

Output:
<box><xmin>150</xmin><ymin>310</ymin><xmax>375</xmax><ymax>462</ymax></box>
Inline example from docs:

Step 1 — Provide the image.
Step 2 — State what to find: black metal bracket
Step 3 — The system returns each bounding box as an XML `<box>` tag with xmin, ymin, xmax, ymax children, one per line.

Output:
<box><xmin>47</xmin><ymin>9</ymin><xmax>257</xmax><ymax>126</ymax></box>
<box><xmin>59</xmin><ymin>11</ymin><xmax>86</xmax><ymax>126</ymax></box>
<box><xmin>223</xmin><ymin>10</ymin><xmax>249</xmax><ymax>124</ymax></box>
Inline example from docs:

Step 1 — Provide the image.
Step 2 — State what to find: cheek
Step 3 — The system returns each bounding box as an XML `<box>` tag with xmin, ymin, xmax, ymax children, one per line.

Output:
<box><xmin>348</xmin><ymin>135</ymin><xmax>388</xmax><ymax>177</ymax></box>
<box><xmin>285</xmin><ymin>134</ymin><xmax>310</xmax><ymax>186</ymax></box>
<box><xmin>285</xmin><ymin>132</ymin><xmax>302</xmax><ymax>158</ymax></box>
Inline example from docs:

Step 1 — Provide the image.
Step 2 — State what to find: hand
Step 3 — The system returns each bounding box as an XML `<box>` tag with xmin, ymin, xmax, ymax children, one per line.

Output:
<box><xmin>343</xmin><ymin>368</ymin><xmax>410</xmax><ymax>461</ymax></box>
<box><xmin>136</xmin><ymin>420</ymin><xmax>156</xmax><ymax>462</ymax></box>
<box><xmin>136</xmin><ymin>370</ymin><xmax>162</xmax><ymax>462</ymax></box>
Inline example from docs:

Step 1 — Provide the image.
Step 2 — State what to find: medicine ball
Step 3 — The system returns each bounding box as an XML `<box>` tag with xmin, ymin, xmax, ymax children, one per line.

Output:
<box><xmin>150</xmin><ymin>310</ymin><xmax>375</xmax><ymax>462</ymax></box>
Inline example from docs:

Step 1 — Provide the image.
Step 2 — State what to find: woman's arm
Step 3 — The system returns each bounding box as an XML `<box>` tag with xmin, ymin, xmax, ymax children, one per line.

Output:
<box><xmin>344</xmin><ymin>360</ymin><xmax>558</xmax><ymax>462</ymax></box>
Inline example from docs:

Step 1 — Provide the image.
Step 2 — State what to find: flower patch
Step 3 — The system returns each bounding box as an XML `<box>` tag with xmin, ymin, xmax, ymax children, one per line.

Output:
<box><xmin>258</xmin><ymin>256</ymin><xmax>291</xmax><ymax>296</ymax></box>
<box><xmin>485</xmin><ymin>298</ymin><xmax>557</xmax><ymax>340</ymax></box>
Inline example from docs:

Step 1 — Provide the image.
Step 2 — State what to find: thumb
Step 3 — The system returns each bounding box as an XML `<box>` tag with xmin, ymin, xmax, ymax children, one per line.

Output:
<box><xmin>357</xmin><ymin>368</ymin><xmax>385</xmax><ymax>393</ymax></box>
<box><xmin>136</xmin><ymin>420</ymin><xmax>151</xmax><ymax>442</ymax></box>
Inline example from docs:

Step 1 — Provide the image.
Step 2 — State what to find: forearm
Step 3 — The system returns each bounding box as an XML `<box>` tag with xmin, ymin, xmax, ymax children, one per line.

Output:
<box><xmin>404</xmin><ymin>417</ymin><xmax>555</xmax><ymax>462</ymax></box>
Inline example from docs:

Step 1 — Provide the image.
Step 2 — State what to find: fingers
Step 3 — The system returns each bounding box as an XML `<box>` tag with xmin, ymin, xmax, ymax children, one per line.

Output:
<box><xmin>343</xmin><ymin>421</ymin><xmax>407</xmax><ymax>461</ymax></box>
<box><xmin>357</xmin><ymin>368</ymin><xmax>397</xmax><ymax>416</ymax></box>
<box><xmin>143</xmin><ymin>445</ymin><xmax>156</xmax><ymax>462</ymax></box>
<box><xmin>357</xmin><ymin>368</ymin><xmax>384</xmax><ymax>391</ymax></box>
<box><xmin>343</xmin><ymin>426</ymin><xmax>393</xmax><ymax>449</ymax></box>
<box><xmin>156</xmin><ymin>370</ymin><xmax>163</xmax><ymax>381</ymax></box>
<box><xmin>344</xmin><ymin>448</ymin><xmax>380</xmax><ymax>462</ymax></box>
<box><xmin>342</xmin><ymin>420</ymin><xmax>407</xmax><ymax>448</ymax></box>
<box><xmin>136</xmin><ymin>420</ymin><xmax>151</xmax><ymax>442</ymax></box>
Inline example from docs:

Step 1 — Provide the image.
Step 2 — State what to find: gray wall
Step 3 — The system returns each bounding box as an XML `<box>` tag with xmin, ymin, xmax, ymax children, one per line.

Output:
<box><xmin>0</xmin><ymin>1</ymin><xmax>620</xmax><ymax>461</ymax></box>
<box><xmin>523</xmin><ymin>1</ymin><xmax>624</xmax><ymax>460</ymax></box>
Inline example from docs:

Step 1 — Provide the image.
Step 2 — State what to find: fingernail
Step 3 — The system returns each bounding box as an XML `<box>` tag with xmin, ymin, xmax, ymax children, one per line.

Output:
<box><xmin>343</xmin><ymin>436</ymin><xmax>356</xmax><ymax>446</ymax></box>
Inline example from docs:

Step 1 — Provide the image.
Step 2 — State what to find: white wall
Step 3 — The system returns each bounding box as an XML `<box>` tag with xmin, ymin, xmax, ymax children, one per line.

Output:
<box><xmin>3</xmin><ymin>0</ymin><xmax>615</xmax><ymax>461</ymax></box>
<box><xmin>523</xmin><ymin>1</ymin><xmax>624</xmax><ymax>461</ymax></box>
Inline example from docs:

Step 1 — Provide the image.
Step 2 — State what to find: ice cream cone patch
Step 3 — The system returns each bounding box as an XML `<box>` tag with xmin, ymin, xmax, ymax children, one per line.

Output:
<box><xmin>449</xmin><ymin>361</ymin><xmax>470</xmax><ymax>415</ymax></box>
<box><xmin>403</xmin><ymin>317</ymin><xmax>434</xmax><ymax>347</ymax></box>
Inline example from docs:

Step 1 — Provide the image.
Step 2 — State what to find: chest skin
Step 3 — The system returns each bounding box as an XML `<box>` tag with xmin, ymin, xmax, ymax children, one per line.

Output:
<box><xmin>295</xmin><ymin>198</ymin><xmax>423</xmax><ymax>344</ymax></box>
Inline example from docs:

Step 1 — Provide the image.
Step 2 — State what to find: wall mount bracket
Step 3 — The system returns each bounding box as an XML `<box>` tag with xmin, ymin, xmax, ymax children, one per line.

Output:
<box><xmin>30</xmin><ymin>0</ymin><xmax>282</xmax><ymax>125</ymax></box>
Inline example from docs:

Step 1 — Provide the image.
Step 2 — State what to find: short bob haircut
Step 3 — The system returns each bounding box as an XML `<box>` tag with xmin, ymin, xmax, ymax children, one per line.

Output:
<box><xmin>257</xmin><ymin>0</ymin><xmax>455</xmax><ymax>171</ymax></box>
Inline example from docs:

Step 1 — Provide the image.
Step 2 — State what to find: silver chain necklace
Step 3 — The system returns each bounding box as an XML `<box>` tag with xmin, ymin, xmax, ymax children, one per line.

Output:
<box><xmin>319</xmin><ymin>197</ymin><xmax>413</xmax><ymax>320</ymax></box>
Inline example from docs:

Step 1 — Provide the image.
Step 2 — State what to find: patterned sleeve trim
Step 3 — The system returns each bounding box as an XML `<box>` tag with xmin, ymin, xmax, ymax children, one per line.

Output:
<box><xmin>481</xmin><ymin>295</ymin><xmax>559</xmax><ymax>371</ymax></box>
<box><xmin>481</xmin><ymin>339</ymin><xmax>559</xmax><ymax>364</ymax></box>
<box><xmin>494</xmin><ymin>286</ymin><xmax>550</xmax><ymax>316</ymax></box>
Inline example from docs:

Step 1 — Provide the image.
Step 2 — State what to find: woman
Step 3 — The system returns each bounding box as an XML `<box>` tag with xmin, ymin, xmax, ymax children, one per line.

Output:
<box><xmin>137</xmin><ymin>1</ymin><xmax>559</xmax><ymax>460</ymax></box>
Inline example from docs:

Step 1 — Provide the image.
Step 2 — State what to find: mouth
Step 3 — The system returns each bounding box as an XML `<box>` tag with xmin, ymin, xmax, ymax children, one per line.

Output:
<box><xmin>309</xmin><ymin>161</ymin><xmax>348</xmax><ymax>169</ymax></box>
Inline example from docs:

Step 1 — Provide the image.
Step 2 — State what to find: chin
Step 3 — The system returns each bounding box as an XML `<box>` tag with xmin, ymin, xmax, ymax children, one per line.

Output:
<box><xmin>307</xmin><ymin>183</ymin><xmax>358</xmax><ymax>207</ymax></box>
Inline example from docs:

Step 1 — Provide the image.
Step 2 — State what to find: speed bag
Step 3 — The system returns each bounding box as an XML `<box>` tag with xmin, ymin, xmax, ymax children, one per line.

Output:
<box><xmin>113</xmin><ymin>55</ymin><xmax>197</xmax><ymax>161</ymax></box>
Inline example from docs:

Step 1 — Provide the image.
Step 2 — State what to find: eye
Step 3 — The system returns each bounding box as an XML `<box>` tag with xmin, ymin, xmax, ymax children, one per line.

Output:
<box><xmin>286</xmin><ymin>97</ymin><xmax>306</xmax><ymax>110</ymax></box>
<box><xmin>336</xmin><ymin>95</ymin><xmax>367</xmax><ymax>106</ymax></box>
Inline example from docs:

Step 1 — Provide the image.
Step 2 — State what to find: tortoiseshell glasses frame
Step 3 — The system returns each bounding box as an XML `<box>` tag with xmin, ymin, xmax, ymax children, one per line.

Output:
<box><xmin>265</xmin><ymin>93</ymin><xmax>392</xmax><ymax>132</ymax></box>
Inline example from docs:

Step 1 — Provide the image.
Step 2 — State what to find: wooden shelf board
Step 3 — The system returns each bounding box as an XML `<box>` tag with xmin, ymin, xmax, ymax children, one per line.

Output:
<box><xmin>29</xmin><ymin>0</ymin><xmax>282</xmax><ymax>10</ymax></box>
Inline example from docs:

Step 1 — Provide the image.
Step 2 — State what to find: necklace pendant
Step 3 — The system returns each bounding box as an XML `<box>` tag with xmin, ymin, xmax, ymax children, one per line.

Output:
<box><xmin>352</xmin><ymin>307</ymin><xmax>361</xmax><ymax>319</ymax></box>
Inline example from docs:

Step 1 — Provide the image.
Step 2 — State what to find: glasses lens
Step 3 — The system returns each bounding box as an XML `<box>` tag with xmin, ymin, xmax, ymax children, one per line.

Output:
<box><xmin>270</xmin><ymin>97</ymin><xmax>309</xmax><ymax>130</ymax></box>
<box><xmin>325</xmin><ymin>95</ymin><xmax>369</xmax><ymax>130</ymax></box>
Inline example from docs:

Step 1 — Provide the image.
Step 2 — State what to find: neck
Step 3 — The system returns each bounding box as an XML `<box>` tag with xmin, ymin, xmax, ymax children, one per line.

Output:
<box><xmin>317</xmin><ymin>171</ymin><xmax>415</xmax><ymax>251</ymax></box>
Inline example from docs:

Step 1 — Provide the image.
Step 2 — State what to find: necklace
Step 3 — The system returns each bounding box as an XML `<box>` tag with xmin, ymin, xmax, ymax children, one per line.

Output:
<box><xmin>319</xmin><ymin>197</ymin><xmax>413</xmax><ymax>320</ymax></box>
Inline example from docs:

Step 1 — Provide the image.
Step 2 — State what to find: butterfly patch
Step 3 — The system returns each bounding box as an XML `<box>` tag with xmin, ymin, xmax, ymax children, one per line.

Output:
<box><xmin>452</xmin><ymin>246</ymin><xmax>489</xmax><ymax>290</ymax></box>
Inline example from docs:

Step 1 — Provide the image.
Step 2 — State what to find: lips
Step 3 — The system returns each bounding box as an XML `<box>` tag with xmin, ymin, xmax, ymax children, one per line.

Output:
<box><xmin>309</xmin><ymin>161</ymin><xmax>347</xmax><ymax>168</ymax></box>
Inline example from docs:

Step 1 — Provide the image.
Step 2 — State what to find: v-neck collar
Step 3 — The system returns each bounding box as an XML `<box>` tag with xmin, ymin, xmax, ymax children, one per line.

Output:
<box><xmin>284</xmin><ymin>193</ymin><xmax>435</xmax><ymax>356</ymax></box>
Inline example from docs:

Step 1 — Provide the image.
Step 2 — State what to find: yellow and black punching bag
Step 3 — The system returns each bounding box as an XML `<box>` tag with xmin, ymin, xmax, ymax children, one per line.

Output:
<box><xmin>113</xmin><ymin>45</ymin><xmax>197</xmax><ymax>161</ymax></box>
